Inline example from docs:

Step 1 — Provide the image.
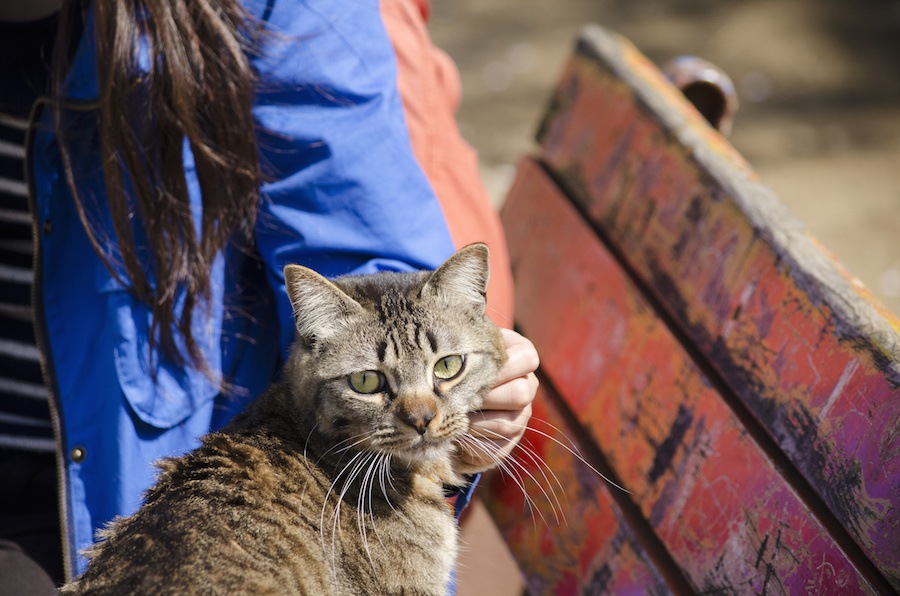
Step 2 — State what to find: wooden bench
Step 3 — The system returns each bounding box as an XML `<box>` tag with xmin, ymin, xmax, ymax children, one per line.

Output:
<box><xmin>479</xmin><ymin>25</ymin><xmax>900</xmax><ymax>595</ymax></box>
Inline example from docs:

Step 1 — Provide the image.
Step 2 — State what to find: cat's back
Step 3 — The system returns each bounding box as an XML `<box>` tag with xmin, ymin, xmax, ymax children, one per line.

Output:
<box><xmin>61</xmin><ymin>407</ymin><xmax>327</xmax><ymax>593</ymax></box>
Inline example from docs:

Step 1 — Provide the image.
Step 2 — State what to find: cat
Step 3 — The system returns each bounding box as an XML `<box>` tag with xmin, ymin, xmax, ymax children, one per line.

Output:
<box><xmin>60</xmin><ymin>243</ymin><xmax>506</xmax><ymax>595</ymax></box>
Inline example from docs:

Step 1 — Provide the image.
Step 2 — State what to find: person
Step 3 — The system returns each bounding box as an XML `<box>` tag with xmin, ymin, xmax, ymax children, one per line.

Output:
<box><xmin>0</xmin><ymin>0</ymin><xmax>539</xmax><ymax>592</ymax></box>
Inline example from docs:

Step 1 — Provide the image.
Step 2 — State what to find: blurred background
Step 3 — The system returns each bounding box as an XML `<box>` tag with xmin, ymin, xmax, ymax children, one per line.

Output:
<box><xmin>429</xmin><ymin>0</ymin><xmax>900</xmax><ymax>317</ymax></box>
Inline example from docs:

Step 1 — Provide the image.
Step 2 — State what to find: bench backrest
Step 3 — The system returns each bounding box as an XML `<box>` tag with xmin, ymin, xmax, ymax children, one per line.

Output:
<box><xmin>481</xmin><ymin>25</ymin><xmax>900</xmax><ymax>595</ymax></box>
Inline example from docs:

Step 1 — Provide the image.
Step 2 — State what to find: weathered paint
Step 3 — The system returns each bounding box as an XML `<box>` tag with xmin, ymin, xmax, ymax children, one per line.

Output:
<box><xmin>495</xmin><ymin>157</ymin><xmax>877</xmax><ymax>593</ymax></box>
<box><xmin>532</xmin><ymin>25</ymin><xmax>900</xmax><ymax>588</ymax></box>
<box><xmin>482</xmin><ymin>387</ymin><xmax>672</xmax><ymax>595</ymax></box>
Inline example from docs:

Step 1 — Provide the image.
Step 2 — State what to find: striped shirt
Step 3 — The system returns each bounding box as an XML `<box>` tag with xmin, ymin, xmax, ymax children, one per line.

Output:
<box><xmin>1</xmin><ymin>14</ymin><xmax>60</xmax><ymax>452</ymax></box>
<box><xmin>0</xmin><ymin>113</ymin><xmax>54</xmax><ymax>452</ymax></box>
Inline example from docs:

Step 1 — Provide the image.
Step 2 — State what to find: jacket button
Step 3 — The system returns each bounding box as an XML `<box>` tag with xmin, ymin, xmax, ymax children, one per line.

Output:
<box><xmin>43</xmin><ymin>219</ymin><xmax>52</xmax><ymax>235</ymax></box>
<box><xmin>70</xmin><ymin>446</ymin><xmax>86</xmax><ymax>463</ymax></box>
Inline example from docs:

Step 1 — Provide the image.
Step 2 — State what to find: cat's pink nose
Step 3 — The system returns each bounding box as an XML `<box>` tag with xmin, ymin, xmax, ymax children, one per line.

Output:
<box><xmin>400</xmin><ymin>411</ymin><xmax>433</xmax><ymax>435</ymax></box>
<box><xmin>397</xmin><ymin>395</ymin><xmax>438</xmax><ymax>435</ymax></box>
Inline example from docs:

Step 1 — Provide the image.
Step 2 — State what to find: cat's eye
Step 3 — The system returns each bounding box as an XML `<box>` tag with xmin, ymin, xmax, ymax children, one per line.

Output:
<box><xmin>434</xmin><ymin>355</ymin><xmax>464</xmax><ymax>380</ymax></box>
<box><xmin>348</xmin><ymin>370</ymin><xmax>385</xmax><ymax>394</ymax></box>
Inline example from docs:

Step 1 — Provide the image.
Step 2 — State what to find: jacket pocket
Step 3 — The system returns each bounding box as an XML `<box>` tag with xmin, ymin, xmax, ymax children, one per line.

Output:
<box><xmin>105</xmin><ymin>288</ymin><xmax>222</xmax><ymax>429</ymax></box>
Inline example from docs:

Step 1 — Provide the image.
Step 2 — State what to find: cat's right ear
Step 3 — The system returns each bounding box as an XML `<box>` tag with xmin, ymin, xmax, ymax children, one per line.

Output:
<box><xmin>422</xmin><ymin>243</ymin><xmax>491</xmax><ymax>312</ymax></box>
<box><xmin>284</xmin><ymin>265</ymin><xmax>363</xmax><ymax>343</ymax></box>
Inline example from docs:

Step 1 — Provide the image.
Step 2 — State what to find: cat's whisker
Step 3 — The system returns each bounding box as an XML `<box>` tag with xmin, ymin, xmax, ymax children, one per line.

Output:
<box><xmin>321</xmin><ymin>448</ymin><xmax>368</xmax><ymax>570</ymax></box>
<box><xmin>457</xmin><ymin>434</ymin><xmax>550</xmax><ymax>527</ymax></box>
<box><xmin>354</xmin><ymin>452</ymin><xmax>381</xmax><ymax>575</ymax></box>
<box><xmin>365</xmin><ymin>454</ymin><xmax>386</xmax><ymax>559</ymax></box>
<box><xmin>365</xmin><ymin>454</ymin><xmax>390</xmax><ymax>563</ymax></box>
<box><xmin>490</xmin><ymin>452</ymin><xmax>555</xmax><ymax>531</ymax></box>
<box><xmin>383</xmin><ymin>455</ymin><xmax>404</xmax><ymax>507</ymax></box>
<box><xmin>364</xmin><ymin>453</ymin><xmax>385</xmax><ymax>548</ymax></box>
<box><xmin>335</xmin><ymin>438</ymin><xmax>382</xmax><ymax>531</ymax></box>
<box><xmin>324</xmin><ymin>431</ymin><xmax>375</xmax><ymax>456</ymax></box>
<box><xmin>519</xmin><ymin>416</ymin><xmax>571</xmax><ymax>439</ymax></box>
<box><xmin>468</xmin><ymin>427</ymin><xmax>568</xmax><ymax>524</ymax></box>
<box><xmin>478</xmin><ymin>445</ymin><xmax>562</xmax><ymax>527</ymax></box>
<box><xmin>377</xmin><ymin>453</ymin><xmax>398</xmax><ymax>513</ymax></box>
<box><xmin>351</xmin><ymin>453</ymin><xmax>391</xmax><ymax>578</ymax></box>
<box><xmin>484</xmin><ymin>304</ymin><xmax>513</xmax><ymax>328</ymax></box>
<box><xmin>302</xmin><ymin>421</ymin><xmax>321</xmax><ymax>460</ymax></box>
<box><xmin>474</xmin><ymin>418</ymin><xmax>631</xmax><ymax>495</ymax></box>
<box><xmin>332</xmin><ymin>450</ymin><xmax>374</xmax><ymax>565</ymax></box>
<box><xmin>507</xmin><ymin>436</ymin><xmax>569</xmax><ymax>523</ymax></box>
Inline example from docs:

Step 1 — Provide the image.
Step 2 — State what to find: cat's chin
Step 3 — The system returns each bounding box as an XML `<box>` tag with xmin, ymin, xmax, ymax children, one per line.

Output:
<box><xmin>387</xmin><ymin>439</ymin><xmax>454</xmax><ymax>468</ymax></box>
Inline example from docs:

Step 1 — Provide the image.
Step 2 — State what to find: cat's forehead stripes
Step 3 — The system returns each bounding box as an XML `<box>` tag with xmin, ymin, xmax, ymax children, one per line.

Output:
<box><xmin>381</xmin><ymin>320</ymin><xmax>436</xmax><ymax>363</ymax></box>
<box><xmin>370</xmin><ymin>317</ymin><xmax>448</xmax><ymax>381</ymax></box>
<box><xmin>375</xmin><ymin>293</ymin><xmax>403</xmax><ymax>324</ymax></box>
<box><xmin>365</xmin><ymin>288</ymin><xmax>443</xmax><ymax>358</ymax></box>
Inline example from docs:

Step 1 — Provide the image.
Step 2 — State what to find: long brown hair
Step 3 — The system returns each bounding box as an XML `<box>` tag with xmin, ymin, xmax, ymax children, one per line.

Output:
<box><xmin>57</xmin><ymin>0</ymin><xmax>262</xmax><ymax>374</ymax></box>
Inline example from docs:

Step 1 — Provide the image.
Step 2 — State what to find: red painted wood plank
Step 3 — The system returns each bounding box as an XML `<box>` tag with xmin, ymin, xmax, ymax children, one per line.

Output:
<box><xmin>481</xmin><ymin>386</ymin><xmax>672</xmax><ymax>595</ymax></box>
<box><xmin>500</xmin><ymin>158</ymin><xmax>877</xmax><ymax>594</ymax></box>
<box><xmin>534</xmin><ymin>26</ymin><xmax>900</xmax><ymax>587</ymax></box>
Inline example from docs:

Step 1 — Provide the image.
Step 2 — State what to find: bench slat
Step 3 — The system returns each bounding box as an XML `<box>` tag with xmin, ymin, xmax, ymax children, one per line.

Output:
<box><xmin>493</xmin><ymin>157</ymin><xmax>878</xmax><ymax>593</ymax></box>
<box><xmin>534</xmin><ymin>25</ymin><xmax>900</xmax><ymax>588</ymax></box>
<box><xmin>485</xmin><ymin>384</ymin><xmax>673</xmax><ymax>594</ymax></box>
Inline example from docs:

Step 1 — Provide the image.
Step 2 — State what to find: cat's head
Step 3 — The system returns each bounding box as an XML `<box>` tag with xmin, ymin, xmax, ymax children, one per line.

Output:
<box><xmin>283</xmin><ymin>243</ymin><xmax>506</xmax><ymax>471</ymax></box>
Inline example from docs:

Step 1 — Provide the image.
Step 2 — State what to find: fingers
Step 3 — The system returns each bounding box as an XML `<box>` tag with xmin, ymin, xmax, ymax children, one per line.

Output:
<box><xmin>483</xmin><ymin>372</ymin><xmax>539</xmax><ymax>412</ymax></box>
<box><xmin>456</xmin><ymin>419</ymin><xmax>527</xmax><ymax>473</ymax></box>
<box><xmin>495</xmin><ymin>328</ymin><xmax>540</xmax><ymax>387</ymax></box>
<box><xmin>454</xmin><ymin>329</ymin><xmax>540</xmax><ymax>474</ymax></box>
<box><xmin>456</xmin><ymin>399</ymin><xmax>534</xmax><ymax>474</ymax></box>
<box><xmin>469</xmin><ymin>403</ymin><xmax>533</xmax><ymax>443</ymax></box>
<box><xmin>483</xmin><ymin>328</ymin><xmax>540</xmax><ymax>412</ymax></box>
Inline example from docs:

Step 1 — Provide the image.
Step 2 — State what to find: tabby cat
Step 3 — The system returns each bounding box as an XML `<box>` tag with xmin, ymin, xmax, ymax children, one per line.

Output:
<box><xmin>60</xmin><ymin>243</ymin><xmax>506</xmax><ymax>595</ymax></box>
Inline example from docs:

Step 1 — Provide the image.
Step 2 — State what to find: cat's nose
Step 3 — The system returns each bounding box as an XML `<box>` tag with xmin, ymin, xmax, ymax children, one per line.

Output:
<box><xmin>397</xmin><ymin>397</ymin><xmax>437</xmax><ymax>435</ymax></box>
<box><xmin>399</xmin><ymin>410</ymin><xmax>433</xmax><ymax>435</ymax></box>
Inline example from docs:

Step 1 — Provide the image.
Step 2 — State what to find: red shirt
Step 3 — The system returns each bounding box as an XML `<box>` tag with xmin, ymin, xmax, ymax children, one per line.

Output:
<box><xmin>382</xmin><ymin>0</ymin><xmax>515</xmax><ymax>327</ymax></box>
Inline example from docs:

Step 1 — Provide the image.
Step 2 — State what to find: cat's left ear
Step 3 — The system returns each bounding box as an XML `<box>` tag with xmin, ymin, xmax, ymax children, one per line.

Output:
<box><xmin>422</xmin><ymin>243</ymin><xmax>490</xmax><ymax>311</ymax></box>
<box><xmin>284</xmin><ymin>264</ymin><xmax>364</xmax><ymax>342</ymax></box>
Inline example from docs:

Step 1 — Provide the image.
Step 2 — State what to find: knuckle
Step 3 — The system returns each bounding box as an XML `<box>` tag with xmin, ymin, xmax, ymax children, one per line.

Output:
<box><xmin>507</xmin><ymin>377</ymin><xmax>534</xmax><ymax>408</ymax></box>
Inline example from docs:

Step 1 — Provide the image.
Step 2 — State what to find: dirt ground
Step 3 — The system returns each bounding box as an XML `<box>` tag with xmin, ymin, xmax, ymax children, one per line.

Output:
<box><xmin>428</xmin><ymin>1</ymin><xmax>900</xmax><ymax>593</ymax></box>
<box><xmin>430</xmin><ymin>0</ymin><xmax>900</xmax><ymax>317</ymax></box>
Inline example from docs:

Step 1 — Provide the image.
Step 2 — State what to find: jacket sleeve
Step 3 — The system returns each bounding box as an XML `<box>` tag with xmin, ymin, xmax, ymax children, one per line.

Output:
<box><xmin>247</xmin><ymin>0</ymin><xmax>456</xmax><ymax>356</ymax></box>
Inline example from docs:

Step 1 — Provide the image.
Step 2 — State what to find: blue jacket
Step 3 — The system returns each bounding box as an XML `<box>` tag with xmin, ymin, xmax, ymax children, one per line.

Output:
<box><xmin>30</xmin><ymin>0</ymin><xmax>458</xmax><ymax>577</ymax></box>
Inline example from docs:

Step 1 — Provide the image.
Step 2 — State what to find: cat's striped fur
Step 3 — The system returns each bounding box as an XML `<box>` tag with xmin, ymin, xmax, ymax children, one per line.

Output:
<box><xmin>61</xmin><ymin>243</ymin><xmax>506</xmax><ymax>595</ymax></box>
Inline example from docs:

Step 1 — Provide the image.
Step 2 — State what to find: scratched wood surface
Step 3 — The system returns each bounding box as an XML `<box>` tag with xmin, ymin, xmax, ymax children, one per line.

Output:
<box><xmin>485</xmin><ymin>24</ymin><xmax>899</xmax><ymax>591</ymax></box>
<box><xmin>484</xmin><ymin>157</ymin><xmax>882</xmax><ymax>594</ymax></box>
<box><xmin>484</xmin><ymin>383</ymin><xmax>672</xmax><ymax>595</ymax></box>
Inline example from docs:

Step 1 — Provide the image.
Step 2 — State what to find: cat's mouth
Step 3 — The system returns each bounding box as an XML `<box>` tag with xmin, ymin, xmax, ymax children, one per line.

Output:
<box><xmin>360</xmin><ymin>418</ymin><xmax>463</xmax><ymax>464</ymax></box>
<box><xmin>385</xmin><ymin>432</ymin><xmax>455</xmax><ymax>463</ymax></box>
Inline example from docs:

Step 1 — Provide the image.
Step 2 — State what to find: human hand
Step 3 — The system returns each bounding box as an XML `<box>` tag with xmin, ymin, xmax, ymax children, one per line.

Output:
<box><xmin>455</xmin><ymin>328</ymin><xmax>539</xmax><ymax>474</ymax></box>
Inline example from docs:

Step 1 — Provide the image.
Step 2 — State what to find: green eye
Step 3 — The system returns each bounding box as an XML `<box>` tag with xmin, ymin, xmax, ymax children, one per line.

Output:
<box><xmin>434</xmin><ymin>355</ymin><xmax>464</xmax><ymax>380</ymax></box>
<box><xmin>349</xmin><ymin>370</ymin><xmax>385</xmax><ymax>394</ymax></box>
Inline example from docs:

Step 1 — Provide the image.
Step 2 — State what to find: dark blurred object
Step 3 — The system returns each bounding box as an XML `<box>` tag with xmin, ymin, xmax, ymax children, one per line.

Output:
<box><xmin>664</xmin><ymin>55</ymin><xmax>738</xmax><ymax>135</ymax></box>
